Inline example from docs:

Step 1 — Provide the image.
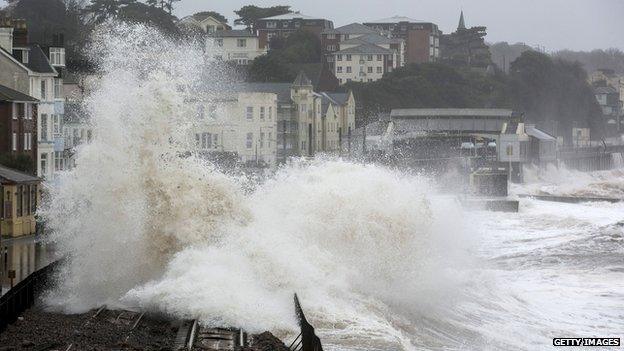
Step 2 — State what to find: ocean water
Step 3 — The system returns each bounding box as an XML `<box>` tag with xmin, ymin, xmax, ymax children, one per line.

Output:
<box><xmin>40</xmin><ymin>23</ymin><xmax>624</xmax><ymax>350</ymax></box>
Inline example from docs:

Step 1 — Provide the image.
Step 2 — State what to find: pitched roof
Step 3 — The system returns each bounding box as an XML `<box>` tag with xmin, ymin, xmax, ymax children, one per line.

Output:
<box><xmin>293</xmin><ymin>71</ymin><xmax>312</xmax><ymax>86</ymax></box>
<box><xmin>0</xmin><ymin>164</ymin><xmax>40</xmax><ymax>184</ymax></box>
<box><xmin>318</xmin><ymin>92</ymin><xmax>349</xmax><ymax>115</ymax></box>
<box><xmin>0</xmin><ymin>84</ymin><xmax>37</xmax><ymax>102</ymax></box>
<box><xmin>225</xmin><ymin>83</ymin><xmax>293</xmax><ymax>103</ymax></box>
<box><xmin>365</xmin><ymin>16</ymin><xmax>425</xmax><ymax>24</ymax></box>
<box><xmin>334</xmin><ymin>43</ymin><xmax>392</xmax><ymax>55</ymax></box>
<box><xmin>211</xmin><ymin>29</ymin><xmax>256</xmax><ymax>38</ymax></box>
<box><xmin>322</xmin><ymin>23</ymin><xmax>377</xmax><ymax>35</ymax></box>
<box><xmin>594</xmin><ymin>86</ymin><xmax>618</xmax><ymax>94</ymax></box>
<box><xmin>24</xmin><ymin>44</ymin><xmax>56</xmax><ymax>74</ymax></box>
<box><xmin>339</xmin><ymin>33</ymin><xmax>402</xmax><ymax>46</ymax></box>
<box><xmin>260</xmin><ymin>12</ymin><xmax>321</xmax><ymax>21</ymax></box>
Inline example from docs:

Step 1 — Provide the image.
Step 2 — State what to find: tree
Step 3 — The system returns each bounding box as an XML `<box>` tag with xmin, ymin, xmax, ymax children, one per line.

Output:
<box><xmin>119</xmin><ymin>1</ymin><xmax>179</xmax><ymax>35</ymax></box>
<box><xmin>509</xmin><ymin>51</ymin><xmax>604</xmax><ymax>141</ymax></box>
<box><xmin>247</xmin><ymin>29</ymin><xmax>321</xmax><ymax>82</ymax></box>
<box><xmin>234</xmin><ymin>5</ymin><xmax>290</xmax><ymax>28</ymax></box>
<box><xmin>83</xmin><ymin>0</ymin><xmax>135</xmax><ymax>24</ymax></box>
<box><xmin>145</xmin><ymin>0</ymin><xmax>180</xmax><ymax>14</ymax></box>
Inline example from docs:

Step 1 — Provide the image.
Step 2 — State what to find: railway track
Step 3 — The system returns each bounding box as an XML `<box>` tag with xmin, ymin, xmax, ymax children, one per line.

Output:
<box><xmin>174</xmin><ymin>319</ymin><xmax>247</xmax><ymax>350</ymax></box>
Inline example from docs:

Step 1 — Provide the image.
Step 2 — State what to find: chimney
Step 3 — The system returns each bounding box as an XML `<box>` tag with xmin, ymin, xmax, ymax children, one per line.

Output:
<box><xmin>12</xmin><ymin>19</ymin><xmax>28</xmax><ymax>47</ymax></box>
<box><xmin>0</xmin><ymin>18</ymin><xmax>13</xmax><ymax>52</ymax></box>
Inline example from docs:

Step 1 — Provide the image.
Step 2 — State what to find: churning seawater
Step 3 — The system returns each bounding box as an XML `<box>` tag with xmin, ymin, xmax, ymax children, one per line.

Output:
<box><xmin>39</xmin><ymin>23</ymin><xmax>624</xmax><ymax>350</ymax></box>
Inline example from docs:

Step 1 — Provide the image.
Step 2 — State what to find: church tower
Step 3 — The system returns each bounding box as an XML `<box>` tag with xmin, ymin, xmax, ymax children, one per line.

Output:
<box><xmin>458</xmin><ymin>10</ymin><xmax>466</xmax><ymax>31</ymax></box>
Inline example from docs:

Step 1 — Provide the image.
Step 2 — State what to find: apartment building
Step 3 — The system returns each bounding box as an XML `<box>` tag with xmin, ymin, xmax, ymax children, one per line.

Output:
<box><xmin>363</xmin><ymin>16</ymin><xmax>440</xmax><ymax>64</ymax></box>
<box><xmin>210</xmin><ymin>30</ymin><xmax>267</xmax><ymax>65</ymax></box>
<box><xmin>0</xmin><ymin>84</ymin><xmax>38</xmax><ymax>173</ymax></box>
<box><xmin>195</xmin><ymin>92</ymin><xmax>278</xmax><ymax>167</ymax></box>
<box><xmin>255</xmin><ymin>12</ymin><xmax>334</xmax><ymax>50</ymax></box>
<box><xmin>330</xmin><ymin>44</ymin><xmax>398</xmax><ymax>84</ymax></box>
<box><xmin>321</xmin><ymin>23</ymin><xmax>405</xmax><ymax>71</ymax></box>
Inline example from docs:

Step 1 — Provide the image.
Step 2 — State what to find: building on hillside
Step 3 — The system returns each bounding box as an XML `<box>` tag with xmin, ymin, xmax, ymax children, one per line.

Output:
<box><xmin>0</xmin><ymin>164</ymin><xmax>41</xmax><ymax>237</ymax></box>
<box><xmin>330</xmin><ymin>43</ymin><xmax>398</xmax><ymax>84</ymax></box>
<box><xmin>194</xmin><ymin>91</ymin><xmax>278</xmax><ymax>168</ymax></box>
<box><xmin>363</xmin><ymin>16</ymin><xmax>440</xmax><ymax>64</ymax></box>
<box><xmin>209</xmin><ymin>30</ymin><xmax>266</xmax><ymax>65</ymax></box>
<box><xmin>178</xmin><ymin>14</ymin><xmax>231</xmax><ymax>34</ymax></box>
<box><xmin>0</xmin><ymin>19</ymin><xmax>66</xmax><ymax>180</ymax></box>
<box><xmin>0</xmin><ymin>84</ymin><xmax>38</xmax><ymax>174</ymax></box>
<box><xmin>593</xmin><ymin>85</ymin><xmax>622</xmax><ymax>134</ymax></box>
<box><xmin>439</xmin><ymin>11</ymin><xmax>492</xmax><ymax>69</ymax></box>
<box><xmin>61</xmin><ymin>72</ymin><xmax>93</xmax><ymax>169</ymax></box>
<box><xmin>254</xmin><ymin>12</ymin><xmax>334</xmax><ymax>50</ymax></box>
<box><xmin>198</xmin><ymin>72</ymin><xmax>356</xmax><ymax>165</ymax></box>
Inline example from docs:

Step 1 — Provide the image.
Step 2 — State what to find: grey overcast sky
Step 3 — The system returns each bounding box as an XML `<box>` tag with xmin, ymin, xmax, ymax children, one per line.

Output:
<box><xmin>174</xmin><ymin>0</ymin><xmax>624</xmax><ymax>51</ymax></box>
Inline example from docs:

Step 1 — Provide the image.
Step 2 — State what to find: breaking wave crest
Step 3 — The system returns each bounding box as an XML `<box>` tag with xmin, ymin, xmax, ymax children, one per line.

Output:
<box><xmin>40</xmin><ymin>23</ymin><xmax>470</xmax><ymax>349</ymax></box>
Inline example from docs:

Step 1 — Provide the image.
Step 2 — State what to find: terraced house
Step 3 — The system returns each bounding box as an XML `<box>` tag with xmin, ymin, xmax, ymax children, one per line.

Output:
<box><xmin>0</xmin><ymin>19</ymin><xmax>66</xmax><ymax>180</ymax></box>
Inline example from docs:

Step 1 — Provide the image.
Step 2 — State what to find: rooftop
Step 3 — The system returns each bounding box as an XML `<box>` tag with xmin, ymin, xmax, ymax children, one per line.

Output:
<box><xmin>211</xmin><ymin>30</ymin><xmax>256</xmax><ymax>38</ymax></box>
<box><xmin>322</xmin><ymin>23</ymin><xmax>377</xmax><ymax>35</ymax></box>
<box><xmin>260</xmin><ymin>12</ymin><xmax>322</xmax><ymax>21</ymax></box>
<box><xmin>392</xmin><ymin>108</ymin><xmax>516</xmax><ymax>119</ymax></box>
<box><xmin>0</xmin><ymin>164</ymin><xmax>40</xmax><ymax>184</ymax></box>
<box><xmin>0</xmin><ymin>84</ymin><xmax>37</xmax><ymax>102</ymax></box>
<box><xmin>594</xmin><ymin>86</ymin><xmax>618</xmax><ymax>94</ymax></box>
<box><xmin>24</xmin><ymin>44</ymin><xmax>56</xmax><ymax>74</ymax></box>
<box><xmin>334</xmin><ymin>43</ymin><xmax>393</xmax><ymax>55</ymax></box>
<box><xmin>340</xmin><ymin>33</ymin><xmax>403</xmax><ymax>46</ymax></box>
<box><xmin>364</xmin><ymin>16</ymin><xmax>426</xmax><ymax>24</ymax></box>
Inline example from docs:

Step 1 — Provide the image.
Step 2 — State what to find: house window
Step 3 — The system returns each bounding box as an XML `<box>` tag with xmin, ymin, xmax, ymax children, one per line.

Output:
<box><xmin>49</xmin><ymin>47</ymin><xmax>65</xmax><ymax>66</ymax></box>
<box><xmin>197</xmin><ymin>105</ymin><xmax>205</xmax><ymax>119</ymax></box>
<box><xmin>368</xmin><ymin>79</ymin><xmax>373</xmax><ymax>82</ymax></box>
<box><xmin>41</xmin><ymin>114</ymin><xmax>48</xmax><ymax>141</ymax></box>
<box><xmin>506</xmin><ymin>144</ymin><xmax>513</xmax><ymax>156</ymax></box>
<box><xmin>268</xmin><ymin>106</ymin><xmax>273</xmax><ymax>120</ymax></box>
<box><xmin>260</xmin><ymin>132</ymin><xmax>265</xmax><ymax>148</ymax></box>
<box><xmin>40</xmin><ymin>154</ymin><xmax>47</xmax><ymax>176</ymax></box>
<box><xmin>22</xmin><ymin>49</ymin><xmax>28</xmax><ymax>64</ymax></box>
<box><xmin>40</xmin><ymin>80</ymin><xmax>46</xmax><ymax>100</ymax></box>
<box><xmin>23</xmin><ymin>133</ymin><xmax>27</xmax><ymax>150</ymax></box>
<box><xmin>327</xmin><ymin>45</ymin><xmax>335</xmax><ymax>51</ymax></box>
<box><xmin>54</xmin><ymin>151</ymin><xmax>63</xmax><ymax>171</ymax></box>
<box><xmin>377</xmin><ymin>54</ymin><xmax>383</xmax><ymax>61</ymax></box>
<box><xmin>377</xmin><ymin>67</ymin><xmax>382</xmax><ymax>73</ymax></box>
<box><xmin>260</xmin><ymin>106</ymin><xmax>265</xmax><ymax>119</ymax></box>
<box><xmin>326</xmin><ymin>34</ymin><xmax>335</xmax><ymax>39</ymax></box>
<box><xmin>246</xmin><ymin>133</ymin><xmax>253</xmax><ymax>149</ymax></box>
<box><xmin>266</xmin><ymin>21</ymin><xmax>276</xmax><ymax>28</ymax></box>
<box><xmin>12</xmin><ymin>133</ymin><xmax>17</xmax><ymax>151</ymax></box>
<box><xmin>201</xmin><ymin>132</ymin><xmax>212</xmax><ymax>149</ymax></box>
<box><xmin>53</xmin><ymin>114</ymin><xmax>61</xmax><ymax>134</ymax></box>
<box><xmin>346</xmin><ymin>67</ymin><xmax>352</xmax><ymax>73</ymax></box>
<box><xmin>54</xmin><ymin>78</ymin><xmax>62</xmax><ymax>99</ymax></box>
<box><xmin>25</xmin><ymin>103</ymin><xmax>31</xmax><ymax>120</ymax></box>
<box><xmin>337</xmin><ymin>54</ymin><xmax>342</xmax><ymax>61</ymax></box>
<box><xmin>367</xmin><ymin>67</ymin><xmax>373</xmax><ymax>73</ymax></box>
<box><xmin>282</xmin><ymin>21</ymin><xmax>290</xmax><ymax>28</ymax></box>
<box><xmin>16</xmin><ymin>186</ymin><xmax>22</xmax><ymax>217</ymax></box>
<box><xmin>337</xmin><ymin>66</ymin><xmax>343</xmax><ymax>73</ymax></box>
<box><xmin>343</xmin><ymin>34</ymin><xmax>350</xmax><ymax>40</ymax></box>
<box><xmin>367</xmin><ymin>55</ymin><xmax>373</xmax><ymax>61</ymax></box>
<box><xmin>246</xmin><ymin>106</ymin><xmax>253</xmax><ymax>119</ymax></box>
<box><xmin>237</xmin><ymin>39</ymin><xmax>247</xmax><ymax>47</ymax></box>
<box><xmin>346</xmin><ymin>54</ymin><xmax>352</xmax><ymax>61</ymax></box>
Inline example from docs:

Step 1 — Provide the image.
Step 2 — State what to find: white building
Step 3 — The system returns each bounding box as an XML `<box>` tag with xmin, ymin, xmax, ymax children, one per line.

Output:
<box><xmin>331</xmin><ymin>43</ymin><xmax>398</xmax><ymax>84</ymax></box>
<box><xmin>178</xmin><ymin>14</ymin><xmax>231</xmax><ymax>34</ymax></box>
<box><xmin>210</xmin><ymin>30</ymin><xmax>266</xmax><ymax>65</ymax></box>
<box><xmin>195</xmin><ymin>92</ymin><xmax>278</xmax><ymax>167</ymax></box>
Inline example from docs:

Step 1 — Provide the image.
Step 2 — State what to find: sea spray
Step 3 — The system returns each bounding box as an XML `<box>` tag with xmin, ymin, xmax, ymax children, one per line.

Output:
<box><xmin>39</xmin><ymin>23</ymin><xmax>472</xmax><ymax>349</ymax></box>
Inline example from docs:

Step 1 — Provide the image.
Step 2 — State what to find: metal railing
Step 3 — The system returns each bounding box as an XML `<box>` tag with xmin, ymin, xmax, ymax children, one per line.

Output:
<box><xmin>289</xmin><ymin>294</ymin><xmax>323</xmax><ymax>351</ymax></box>
<box><xmin>0</xmin><ymin>259</ymin><xmax>61</xmax><ymax>332</ymax></box>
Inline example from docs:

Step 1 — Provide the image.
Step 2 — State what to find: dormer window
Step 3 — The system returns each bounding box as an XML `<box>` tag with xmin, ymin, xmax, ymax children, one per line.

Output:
<box><xmin>49</xmin><ymin>47</ymin><xmax>65</xmax><ymax>66</ymax></box>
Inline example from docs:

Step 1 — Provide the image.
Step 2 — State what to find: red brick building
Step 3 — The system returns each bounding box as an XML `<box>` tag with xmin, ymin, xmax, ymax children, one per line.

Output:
<box><xmin>254</xmin><ymin>12</ymin><xmax>333</xmax><ymax>50</ymax></box>
<box><xmin>363</xmin><ymin>16</ymin><xmax>440</xmax><ymax>64</ymax></box>
<box><xmin>0</xmin><ymin>84</ymin><xmax>38</xmax><ymax>174</ymax></box>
